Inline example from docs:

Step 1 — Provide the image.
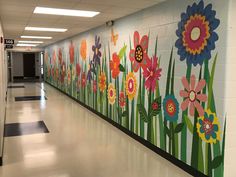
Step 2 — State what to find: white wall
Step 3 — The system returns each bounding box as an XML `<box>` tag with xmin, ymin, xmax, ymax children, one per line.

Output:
<box><xmin>224</xmin><ymin>0</ymin><xmax>236</xmax><ymax>177</ymax></box>
<box><xmin>0</xmin><ymin>20</ymin><xmax>7</xmax><ymax>163</ymax></box>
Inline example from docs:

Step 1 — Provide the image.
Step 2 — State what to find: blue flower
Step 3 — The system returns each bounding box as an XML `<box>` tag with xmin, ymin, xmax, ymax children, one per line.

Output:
<box><xmin>197</xmin><ymin>110</ymin><xmax>220</xmax><ymax>144</ymax></box>
<box><xmin>163</xmin><ymin>95</ymin><xmax>179</xmax><ymax>122</ymax></box>
<box><xmin>175</xmin><ymin>1</ymin><xmax>220</xmax><ymax>66</ymax></box>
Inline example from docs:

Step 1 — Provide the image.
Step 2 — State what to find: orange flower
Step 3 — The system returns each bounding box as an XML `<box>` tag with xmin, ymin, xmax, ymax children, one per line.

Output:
<box><xmin>110</xmin><ymin>52</ymin><xmax>120</xmax><ymax>79</ymax></box>
<box><xmin>99</xmin><ymin>72</ymin><xmax>106</xmax><ymax>92</ymax></box>
<box><xmin>52</xmin><ymin>50</ymin><xmax>56</xmax><ymax>65</ymax></box>
<box><xmin>69</xmin><ymin>41</ymin><xmax>74</xmax><ymax>64</ymax></box>
<box><xmin>58</xmin><ymin>48</ymin><xmax>62</xmax><ymax>64</ymax></box>
<box><xmin>80</xmin><ymin>39</ymin><xmax>87</xmax><ymax>61</ymax></box>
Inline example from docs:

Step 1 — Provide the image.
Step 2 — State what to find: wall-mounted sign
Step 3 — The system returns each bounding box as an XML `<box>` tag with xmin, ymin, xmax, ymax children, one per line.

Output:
<box><xmin>4</xmin><ymin>39</ymin><xmax>14</xmax><ymax>45</ymax></box>
<box><xmin>5</xmin><ymin>45</ymin><xmax>13</xmax><ymax>49</ymax></box>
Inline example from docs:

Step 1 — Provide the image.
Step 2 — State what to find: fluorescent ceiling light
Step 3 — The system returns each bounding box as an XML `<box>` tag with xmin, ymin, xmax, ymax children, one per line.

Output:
<box><xmin>34</xmin><ymin>7</ymin><xmax>100</xmax><ymax>17</ymax></box>
<box><xmin>21</xmin><ymin>36</ymin><xmax>52</xmax><ymax>39</ymax></box>
<box><xmin>25</xmin><ymin>27</ymin><xmax>67</xmax><ymax>32</ymax></box>
<box><xmin>16</xmin><ymin>44</ymin><xmax>37</xmax><ymax>47</ymax></box>
<box><xmin>18</xmin><ymin>41</ymin><xmax>43</xmax><ymax>44</ymax></box>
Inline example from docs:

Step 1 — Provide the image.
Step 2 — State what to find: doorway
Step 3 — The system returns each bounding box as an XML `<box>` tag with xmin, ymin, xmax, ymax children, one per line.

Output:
<box><xmin>23</xmin><ymin>53</ymin><xmax>35</xmax><ymax>78</ymax></box>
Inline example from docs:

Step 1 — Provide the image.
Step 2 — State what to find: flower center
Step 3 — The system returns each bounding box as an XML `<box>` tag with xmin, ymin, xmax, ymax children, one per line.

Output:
<box><xmin>114</xmin><ymin>63</ymin><xmax>117</xmax><ymax>69</ymax></box>
<box><xmin>135</xmin><ymin>45</ymin><xmax>143</xmax><ymax>63</ymax></box>
<box><xmin>189</xmin><ymin>90</ymin><xmax>196</xmax><ymax>102</ymax></box>
<box><xmin>128</xmin><ymin>80</ymin><xmax>134</xmax><ymax>92</ymax></box>
<box><xmin>110</xmin><ymin>90</ymin><xmax>113</xmax><ymax>97</ymax></box>
<box><xmin>150</xmin><ymin>71</ymin><xmax>153</xmax><ymax>77</ymax></box>
<box><xmin>191</xmin><ymin>27</ymin><xmax>201</xmax><ymax>41</ymax></box>
<box><xmin>203</xmin><ymin>119</ymin><xmax>213</xmax><ymax>134</ymax></box>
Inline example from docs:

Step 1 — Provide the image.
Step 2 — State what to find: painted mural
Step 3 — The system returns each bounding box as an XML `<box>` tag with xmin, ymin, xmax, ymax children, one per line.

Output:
<box><xmin>44</xmin><ymin>1</ymin><xmax>226</xmax><ymax>177</ymax></box>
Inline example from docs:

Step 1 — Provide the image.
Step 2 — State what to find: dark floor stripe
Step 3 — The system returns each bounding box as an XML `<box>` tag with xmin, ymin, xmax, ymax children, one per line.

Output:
<box><xmin>8</xmin><ymin>86</ymin><xmax>25</xmax><ymax>88</ymax></box>
<box><xmin>15</xmin><ymin>96</ymin><xmax>47</xmax><ymax>101</ymax></box>
<box><xmin>4</xmin><ymin>121</ymin><xmax>49</xmax><ymax>137</ymax></box>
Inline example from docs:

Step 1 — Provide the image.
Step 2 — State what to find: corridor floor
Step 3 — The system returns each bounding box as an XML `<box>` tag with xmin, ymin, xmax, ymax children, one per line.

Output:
<box><xmin>0</xmin><ymin>83</ymin><xmax>192</xmax><ymax>177</ymax></box>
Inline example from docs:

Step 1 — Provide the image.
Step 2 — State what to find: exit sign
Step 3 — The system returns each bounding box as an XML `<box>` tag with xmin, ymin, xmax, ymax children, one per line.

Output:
<box><xmin>4</xmin><ymin>39</ymin><xmax>14</xmax><ymax>45</ymax></box>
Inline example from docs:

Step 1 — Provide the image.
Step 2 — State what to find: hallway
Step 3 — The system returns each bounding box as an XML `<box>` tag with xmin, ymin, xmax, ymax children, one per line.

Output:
<box><xmin>0</xmin><ymin>83</ymin><xmax>191</xmax><ymax>177</ymax></box>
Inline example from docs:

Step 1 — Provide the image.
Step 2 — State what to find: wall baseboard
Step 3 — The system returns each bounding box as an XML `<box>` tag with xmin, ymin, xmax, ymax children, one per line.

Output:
<box><xmin>45</xmin><ymin>81</ymin><xmax>208</xmax><ymax>177</ymax></box>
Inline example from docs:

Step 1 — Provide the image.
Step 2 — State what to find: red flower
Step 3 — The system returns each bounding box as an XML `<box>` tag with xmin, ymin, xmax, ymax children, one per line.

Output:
<box><xmin>52</xmin><ymin>50</ymin><xmax>56</xmax><ymax>65</ymax></box>
<box><xmin>60</xmin><ymin>61</ymin><xmax>66</xmax><ymax>83</ymax></box>
<box><xmin>76</xmin><ymin>63</ymin><xmax>81</xmax><ymax>76</ymax></box>
<box><xmin>81</xmin><ymin>72</ymin><xmax>86</xmax><ymax>87</ymax></box>
<box><xmin>152</xmin><ymin>102</ymin><xmax>159</xmax><ymax>110</ymax></box>
<box><xmin>119</xmin><ymin>92</ymin><xmax>126</xmax><ymax>108</ymax></box>
<box><xmin>93</xmin><ymin>80</ymin><xmax>97</xmax><ymax>93</ymax></box>
<box><xmin>110</xmin><ymin>53</ymin><xmax>120</xmax><ymax>78</ymax></box>
<box><xmin>143</xmin><ymin>56</ymin><xmax>162</xmax><ymax>92</ymax></box>
<box><xmin>69</xmin><ymin>41</ymin><xmax>74</xmax><ymax>64</ymax></box>
<box><xmin>129</xmin><ymin>31</ymin><xmax>151</xmax><ymax>72</ymax></box>
<box><xmin>58</xmin><ymin>48</ymin><xmax>62</xmax><ymax>64</ymax></box>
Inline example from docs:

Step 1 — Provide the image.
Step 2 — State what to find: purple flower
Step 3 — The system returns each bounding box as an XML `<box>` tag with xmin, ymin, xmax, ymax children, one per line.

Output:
<box><xmin>92</xmin><ymin>35</ymin><xmax>102</xmax><ymax>66</ymax></box>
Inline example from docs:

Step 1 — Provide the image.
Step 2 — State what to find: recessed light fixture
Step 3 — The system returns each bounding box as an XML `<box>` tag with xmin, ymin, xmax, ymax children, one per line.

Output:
<box><xmin>16</xmin><ymin>44</ymin><xmax>38</xmax><ymax>47</ymax></box>
<box><xmin>25</xmin><ymin>27</ymin><xmax>67</xmax><ymax>32</ymax></box>
<box><xmin>21</xmin><ymin>36</ymin><xmax>52</xmax><ymax>39</ymax></box>
<box><xmin>18</xmin><ymin>41</ymin><xmax>43</xmax><ymax>44</ymax></box>
<box><xmin>34</xmin><ymin>7</ymin><xmax>100</xmax><ymax>17</ymax></box>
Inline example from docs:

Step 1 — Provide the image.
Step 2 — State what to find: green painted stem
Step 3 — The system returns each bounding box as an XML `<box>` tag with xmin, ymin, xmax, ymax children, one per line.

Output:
<box><xmin>171</xmin><ymin>122</ymin><xmax>175</xmax><ymax>156</ymax></box>
<box><xmin>147</xmin><ymin>91</ymin><xmax>152</xmax><ymax>142</ymax></box>
<box><xmin>191</xmin><ymin>110</ymin><xmax>199</xmax><ymax>169</ymax></box>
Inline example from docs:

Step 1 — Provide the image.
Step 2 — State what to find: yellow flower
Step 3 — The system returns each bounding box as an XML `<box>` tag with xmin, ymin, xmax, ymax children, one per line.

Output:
<box><xmin>125</xmin><ymin>72</ymin><xmax>137</xmax><ymax>100</ymax></box>
<box><xmin>80</xmin><ymin>39</ymin><xmax>87</xmax><ymax>61</ymax></box>
<box><xmin>197</xmin><ymin>109</ymin><xmax>220</xmax><ymax>144</ymax></box>
<box><xmin>99</xmin><ymin>72</ymin><xmax>106</xmax><ymax>92</ymax></box>
<box><xmin>107</xmin><ymin>83</ymin><xmax>116</xmax><ymax>105</ymax></box>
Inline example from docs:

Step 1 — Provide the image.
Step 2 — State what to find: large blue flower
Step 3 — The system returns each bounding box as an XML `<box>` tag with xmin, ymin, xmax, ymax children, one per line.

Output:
<box><xmin>163</xmin><ymin>94</ymin><xmax>179</xmax><ymax>122</ymax></box>
<box><xmin>175</xmin><ymin>1</ymin><xmax>220</xmax><ymax>66</ymax></box>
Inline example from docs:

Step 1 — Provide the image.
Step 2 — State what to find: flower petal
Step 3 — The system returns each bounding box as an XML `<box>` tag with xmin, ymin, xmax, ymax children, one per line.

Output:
<box><xmin>180</xmin><ymin>90</ymin><xmax>189</xmax><ymax>98</ymax></box>
<box><xmin>140</xmin><ymin>35</ymin><xmax>149</xmax><ymax>51</ymax></box>
<box><xmin>132</xmin><ymin>61</ymin><xmax>140</xmax><ymax>72</ymax></box>
<box><xmin>181</xmin><ymin>77</ymin><xmax>190</xmax><ymax>91</ymax></box>
<box><xmin>190</xmin><ymin>75</ymin><xmax>196</xmax><ymax>90</ymax></box>
<box><xmin>197</xmin><ymin>94</ymin><xmax>207</xmax><ymax>102</ymax></box>
<box><xmin>189</xmin><ymin>102</ymin><xmax>195</xmax><ymax>116</ymax></box>
<box><xmin>133</xmin><ymin>31</ymin><xmax>140</xmax><ymax>48</ymax></box>
<box><xmin>195</xmin><ymin>79</ymin><xmax>206</xmax><ymax>92</ymax></box>
<box><xmin>181</xmin><ymin>98</ymin><xmax>189</xmax><ymax>111</ymax></box>
<box><xmin>194</xmin><ymin>101</ymin><xmax>204</xmax><ymax>116</ymax></box>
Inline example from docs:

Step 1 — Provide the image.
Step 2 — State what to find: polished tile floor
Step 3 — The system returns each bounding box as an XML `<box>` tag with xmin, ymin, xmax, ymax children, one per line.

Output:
<box><xmin>0</xmin><ymin>83</ymin><xmax>192</xmax><ymax>177</ymax></box>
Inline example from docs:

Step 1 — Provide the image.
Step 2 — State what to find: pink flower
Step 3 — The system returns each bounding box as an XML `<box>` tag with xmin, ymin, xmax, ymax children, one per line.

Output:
<box><xmin>179</xmin><ymin>75</ymin><xmax>207</xmax><ymax>116</ymax></box>
<box><xmin>143</xmin><ymin>56</ymin><xmax>162</xmax><ymax>92</ymax></box>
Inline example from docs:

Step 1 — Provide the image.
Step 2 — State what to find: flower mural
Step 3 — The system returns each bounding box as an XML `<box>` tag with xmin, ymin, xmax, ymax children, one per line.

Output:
<box><xmin>98</xmin><ymin>72</ymin><xmax>106</xmax><ymax>92</ymax></box>
<box><xmin>180</xmin><ymin>75</ymin><xmax>207</xmax><ymax>116</ymax></box>
<box><xmin>80</xmin><ymin>39</ymin><xmax>87</xmax><ymax>61</ymax></box>
<box><xmin>110</xmin><ymin>53</ymin><xmax>120</xmax><ymax>79</ymax></box>
<box><xmin>129</xmin><ymin>31</ymin><xmax>150</xmax><ymax>72</ymax></box>
<box><xmin>69</xmin><ymin>41</ymin><xmax>75</xmax><ymax>64</ymax></box>
<box><xmin>107</xmin><ymin>83</ymin><xmax>116</xmax><ymax>105</ymax></box>
<box><xmin>125</xmin><ymin>72</ymin><xmax>137</xmax><ymax>100</ymax></box>
<box><xmin>44</xmin><ymin>1</ymin><xmax>226</xmax><ymax>176</ymax></box>
<box><xmin>197</xmin><ymin>110</ymin><xmax>220</xmax><ymax>144</ymax></box>
<box><xmin>163</xmin><ymin>95</ymin><xmax>179</xmax><ymax>122</ymax></box>
<box><xmin>175</xmin><ymin>1</ymin><xmax>220</xmax><ymax>66</ymax></box>
<box><xmin>143</xmin><ymin>56</ymin><xmax>162</xmax><ymax>92</ymax></box>
<box><xmin>92</xmin><ymin>35</ymin><xmax>102</xmax><ymax>66</ymax></box>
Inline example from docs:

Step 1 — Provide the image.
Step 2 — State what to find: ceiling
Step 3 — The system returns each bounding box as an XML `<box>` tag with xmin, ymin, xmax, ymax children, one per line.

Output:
<box><xmin>0</xmin><ymin>0</ymin><xmax>164</xmax><ymax>49</ymax></box>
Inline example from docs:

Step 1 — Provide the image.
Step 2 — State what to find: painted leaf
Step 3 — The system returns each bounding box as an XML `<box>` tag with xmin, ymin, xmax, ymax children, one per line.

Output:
<box><xmin>149</xmin><ymin>96</ymin><xmax>161</xmax><ymax>117</ymax></box>
<box><xmin>119</xmin><ymin>64</ymin><xmax>125</xmax><ymax>72</ymax></box>
<box><xmin>174</xmin><ymin>123</ymin><xmax>184</xmax><ymax>133</ymax></box>
<box><xmin>164</xmin><ymin>124</ymin><xmax>171</xmax><ymax>137</ymax></box>
<box><xmin>118</xmin><ymin>45</ymin><xmax>127</xmax><ymax>59</ymax></box>
<box><xmin>211</xmin><ymin>155</ymin><xmax>223</xmax><ymax>169</ymax></box>
<box><xmin>137</xmin><ymin>104</ymin><xmax>149</xmax><ymax>122</ymax></box>
<box><xmin>184</xmin><ymin>115</ymin><xmax>193</xmax><ymax>134</ymax></box>
<box><xmin>122</xmin><ymin>110</ymin><xmax>127</xmax><ymax>117</ymax></box>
